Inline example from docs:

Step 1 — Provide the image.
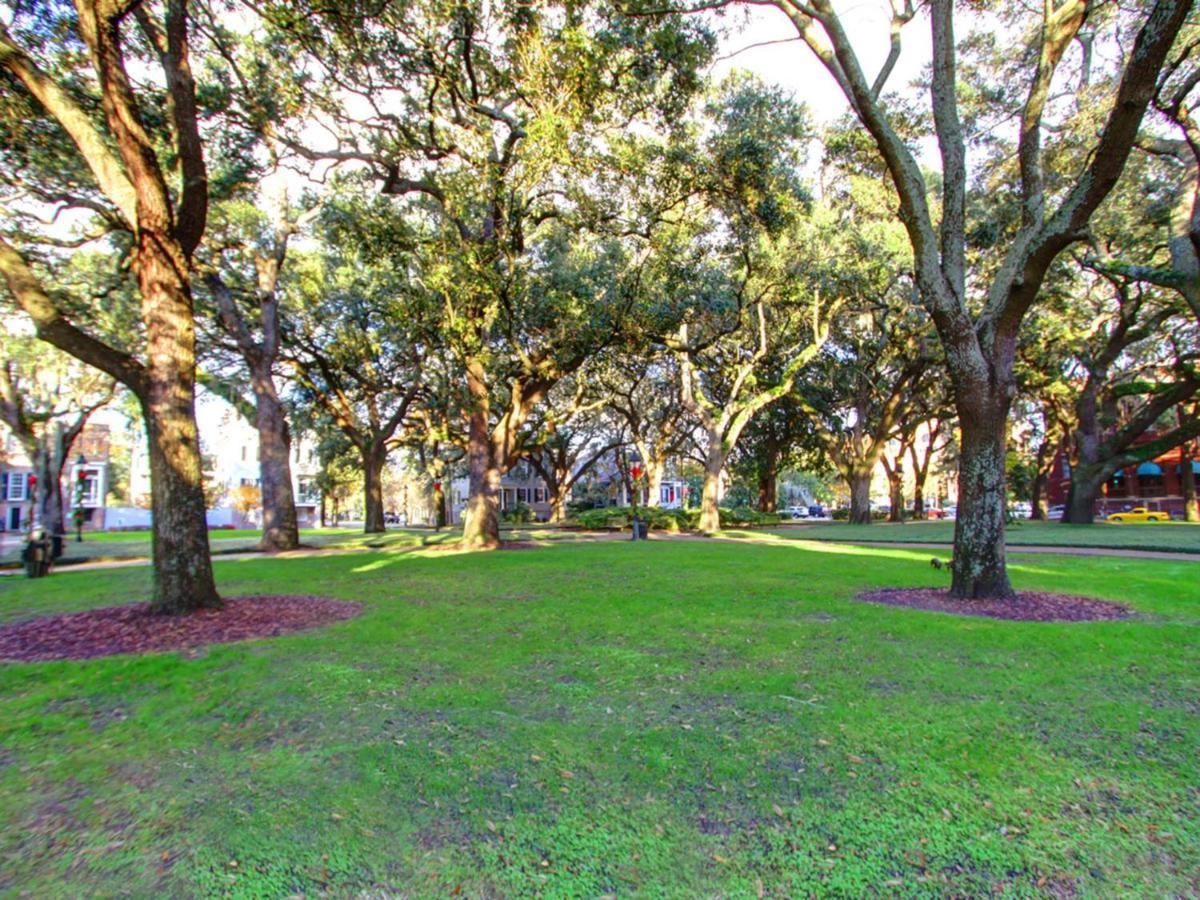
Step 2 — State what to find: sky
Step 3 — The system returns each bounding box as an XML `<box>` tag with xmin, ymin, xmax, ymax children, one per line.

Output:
<box><xmin>710</xmin><ymin>2</ymin><xmax>933</xmax><ymax>124</ymax></box>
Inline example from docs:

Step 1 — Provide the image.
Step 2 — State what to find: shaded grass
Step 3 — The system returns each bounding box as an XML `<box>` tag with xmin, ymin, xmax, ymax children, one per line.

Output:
<box><xmin>770</xmin><ymin>519</ymin><xmax>1200</xmax><ymax>553</ymax></box>
<box><xmin>1</xmin><ymin>541</ymin><xmax>1197</xmax><ymax>896</ymax></box>
<box><xmin>0</xmin><ymin>525</ymin><xmax>604</xmax><ymax>567</ymax></box>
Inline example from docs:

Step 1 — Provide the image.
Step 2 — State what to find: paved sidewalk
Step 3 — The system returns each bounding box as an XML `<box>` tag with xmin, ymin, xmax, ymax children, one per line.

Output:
<box><xmin>3</xmin><ymin>530</ymin><xmax>1196</xmax><ymax>579</ymax></box>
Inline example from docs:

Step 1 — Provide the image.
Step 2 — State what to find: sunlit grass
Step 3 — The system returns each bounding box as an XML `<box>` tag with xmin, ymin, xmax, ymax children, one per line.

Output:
<box><xmin>770</xmin><ymin>519</ymin><xmax>1200</xmax><ymax>553</ymax></box>
<box><xmin>1</xmin><ymin>540</ymin><xmax>1197</xmax><ymax>896</ymax></box>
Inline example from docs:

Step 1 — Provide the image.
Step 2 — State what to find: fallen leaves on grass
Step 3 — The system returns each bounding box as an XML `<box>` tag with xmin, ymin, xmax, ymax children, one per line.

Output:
<box><xmin>856</xmin><ymin>587</ymin><xmax>1131</xmax><ymax>622</ymax></box>
<box><xmin>0</xmin><ymin>595</ymin><xmax>362</xmax><ymax>662</ymax></box>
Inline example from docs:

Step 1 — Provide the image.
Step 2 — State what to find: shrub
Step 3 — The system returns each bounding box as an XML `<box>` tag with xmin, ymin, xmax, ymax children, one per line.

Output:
<box><xmin>568</xmin><ymin>505</ymin><xmax>779</xmax><ymax>531</ymax></box>
<box><xmin>719</xmin><ymin>506</ymin><xmax>781</xmax><ymax>527</ymax></box>
<box><xmin>831</xmin><ymin>508</ymin><xmax>850</xmax><ymax>521</ymax></box>
<box><xmin>501</xmin><ymin>502</ymin><xmax>534</xmax><ymax>524</ymax></box>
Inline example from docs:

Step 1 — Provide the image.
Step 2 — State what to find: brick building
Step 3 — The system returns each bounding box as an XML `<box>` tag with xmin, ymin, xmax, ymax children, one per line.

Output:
<box><xmin>1045</xmin><ymin>442</ymin><xmax>1198</xmax><ymax>518</ymax></box>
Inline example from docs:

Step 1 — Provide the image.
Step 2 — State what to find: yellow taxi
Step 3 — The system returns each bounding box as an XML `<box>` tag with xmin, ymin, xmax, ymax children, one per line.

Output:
<box><xmin>1105</xmin><ymin>507</ymin><xmax>1169</xmax><ymax>523</ymax></box>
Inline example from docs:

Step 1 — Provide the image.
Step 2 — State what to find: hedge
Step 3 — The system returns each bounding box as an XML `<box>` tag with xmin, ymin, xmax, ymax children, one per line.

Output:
<box><xmin>569</xmin><ymin>506</ymin><xmax>780</xmax><ymax>531</ymax></box>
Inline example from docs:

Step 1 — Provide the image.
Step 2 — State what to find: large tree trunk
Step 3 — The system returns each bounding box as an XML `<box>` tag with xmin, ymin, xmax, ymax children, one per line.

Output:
<box><xmin>362</xmin><ymin>443</ymin><xmax>387</xmax><ymax>534</ymax></box>
<box><xmin>142</xmin><ymin>390</ymin><xmax>220</xmax><ymax>614</ymax></box>
<box><xmin>1062</xmin><ymin>398</ymin><xmax>1102</xmax><ymax>525</ymax></box>
<box><xmin>462</xmin><ymin>362</ymin><xmax>500</xmax><ymax>547</ymax></box>
<box><xmin>698</xmin><ymin>438</ymin><xmax>724</xmax><ymax>534</ymax></box>
<box><xmin>950</xmin><ymin>399</ymin><xmax>1014</xmax><ymax>600</ymax></box>
<box><xmin>549</xmin><ymin>488</ymin><xmax>568</xmax><ymax>523</ymax></box>
<box><xmin>33</xmin><ymin>423</ymin><xmax>69</xmax><ymax>536</ymax></box>
<box><xmin>887</xmin><ymin>473</ymin><xmax>903</xmax><ymax>522</ymax></box>
<box><xmin>757</xmin><ymin>440</ymin><xmax>778</xmax><ymax>513</ymax></box>
<box><xmin>1063</xmin><ymin>468</ymin><xmax>1103</xmax><ymax>524</ymax></box>
<box><xmin>253</xmin><ymin>375</ymin><xmax>299</xmax><ymax>550</ymax></box>
<box><xmin>139</xmin><ymin>241</ymin><xmax>220</xmax><ymax>614</ymax></box>
<box><xmin>433</xmin><ymin>480</ymin><xmax>447</xmax><ymax>529</ymax></box>
<box><xmin>912</xmin><ymin>480</ymin><xmax>926</xmax><ymax>519</ymax></box>
<box><xmin>645</xmin><ymin>459</ymin><xmax>665</xmax><ymax>508</ymax></box>
<box><xmin>847</xmin><ymin>470</ymin><xmax>872</xmax><ymax>524</ymax></box>
<box><xmin>1182</xmin><ymin>449</ymin><xmax>1198</xmax><ymax>522</ymax></box>
<box><xmin>1029</xmin><ymin>435</ymin><xmax>1050</xmax><ymax>520</ymax></box>
<box><xmin>1029</xmin><ymin>469</ymin><xmax>1046</xmax><ymax>520</ymax></box>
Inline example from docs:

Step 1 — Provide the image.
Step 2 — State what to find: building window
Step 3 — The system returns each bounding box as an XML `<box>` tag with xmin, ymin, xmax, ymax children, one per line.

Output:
<box><xmin>5</xmin><ymin>472</ymin><xmax>27</xmax><ymax>502</ymax></box>
<box><xmin>79</xmin><ymin>471</ymin><xmax>101</xmax><ymax>506</ymax></box>
<box><xmin>297</xmin><ymin>479</ymin><xmax>319</xmax><ymax>504</ymax></box>
<box><xmin>1136</xmin><ymin>462</ymin><xmax>1165</xmax><ymax>497</ymax></box>
<box><xmin>517</xmin><ymin>488</ymin><xmax>529</xmax><ymax>503</ymax></box>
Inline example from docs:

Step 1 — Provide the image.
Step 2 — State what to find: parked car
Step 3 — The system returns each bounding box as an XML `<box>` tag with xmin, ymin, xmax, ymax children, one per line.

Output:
<box><xmin>925</xmin><ymin>508</ymin><xmax>947</xmax><ymax>520</ymax></box>
<box><xmin>785</xmin><ymin>505</ymin><xmax>809</xmax><ymax>520</ymax></box>
<box><xmin>1010</xmin><ymin>502</ymin><xmax>1032</xmax><ymax>518</ymax></box>
<box><xmin>942</xmin><ymin>506</ymin><xmax>957</xmax><ymax>520</ymax></box>
<box><xmin>1106</xmin><ymin>507</ymin><xmax>1168</xmax><ymax>523</ymax></box>
<box><xmin>1046</xmin><ymin>505</ymin><xmax>1066</xmax><ymax>520</ymax></box>
<box><xmin>808</xmin><ymin>504</ymin><xmax>827</xmax><ymax>518</ymax></box>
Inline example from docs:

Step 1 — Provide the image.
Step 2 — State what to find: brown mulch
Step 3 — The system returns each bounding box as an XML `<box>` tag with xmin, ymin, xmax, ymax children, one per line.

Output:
<box><xmin>856</xmin><ymin>587</ymin><xmax>1133</xmax><ymax>622</ymax></box>
<box><xmin>0</xmin><ymin>595</ymin><xmax>362</xmax><ymax>662</ymax></box>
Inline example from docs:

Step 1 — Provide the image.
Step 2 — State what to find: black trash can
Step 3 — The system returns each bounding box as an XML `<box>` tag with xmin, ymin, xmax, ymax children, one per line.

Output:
<box><xmin>51</xmin><ymin>533</ymin><xmax>64</xmax><ymax>560</ymax></box>
<box><xmin>630</xmin><ymin>517</ymin><xmax>648</xmax><ymax>541</ymax></box>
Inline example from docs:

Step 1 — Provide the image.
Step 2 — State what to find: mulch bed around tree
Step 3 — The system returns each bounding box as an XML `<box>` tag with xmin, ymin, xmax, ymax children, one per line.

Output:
<box><xmin>856</xmin><ymin>587</ymin><xmax>1133</xmax><ymax>622</ymax></box>
<box><xmin>0</xmin><ymin>595</ymin><xmax>362</xmax><ymax>662</ymax></box>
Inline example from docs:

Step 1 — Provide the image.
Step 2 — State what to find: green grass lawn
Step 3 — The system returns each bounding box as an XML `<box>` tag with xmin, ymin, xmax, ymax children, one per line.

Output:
<box><xmin>0</xmin><ymin>525</ymin><xmax>600</xmax><ymax>566</ymax></box>
<box><xmin>774</xmin><ymin>519</ymin><xmax>1200</xmax><ymax>553</ymax></box>
<box><xmin>0</xmin><ymin>527</ymin><xmax>447</xmax><ymax>566</ymax></box>
<box><xmin>1</xmin><ymin>541</ymin><xmax>1197</xmax><ymax>896</ymax></box>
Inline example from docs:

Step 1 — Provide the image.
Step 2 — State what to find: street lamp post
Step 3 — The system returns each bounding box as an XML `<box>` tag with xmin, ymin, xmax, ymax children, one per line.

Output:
<box><xmin>629</xmin><ymin>462</ymin><xmax>644</xmax><ymax>541</ymax></box>
<box><xmin>73</xmin><ymin>453</ymin><xmax>88</xmax><ymax>542</ymax></box>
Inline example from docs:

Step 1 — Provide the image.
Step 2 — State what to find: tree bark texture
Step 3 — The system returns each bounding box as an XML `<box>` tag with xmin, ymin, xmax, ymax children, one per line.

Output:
<box><xmin>847</xmin><ymin>470</ymin><xmax>872</xmax><ymax>525</ymax></box>
<box><xmin>462</xmin><ymin>363</ymin><xmax>500</xmax><ymax>547</ymax></box>
<box><xmin>950</xmin><ymin>402</ymin><xmax>1015</xmax><ymax>600</ymax></box>
<box><xmin>757</xmin><ymin>439</ymin><xmax>778</xmax><ymax>513</ymax></box>
<box><xmin>699</xmin><ymin>436</ymin><xmax>724</xmax><ymax>533</ymax></box>
<box><xmin>362</xmin><ymin>443</ymin><xmax>387</xmax><ymax>533</ymax></box>
<box><xmin>254</xmin><ymin>380</ymin><xmax>299</xmax><ymax>550</ymax></box>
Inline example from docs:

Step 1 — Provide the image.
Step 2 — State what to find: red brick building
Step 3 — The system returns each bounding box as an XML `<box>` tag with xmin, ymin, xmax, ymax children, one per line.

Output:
<box><xmin>1045</xmin><ymin>443</ymin><xmax>1199</xmax><ymax>518</ymax></box>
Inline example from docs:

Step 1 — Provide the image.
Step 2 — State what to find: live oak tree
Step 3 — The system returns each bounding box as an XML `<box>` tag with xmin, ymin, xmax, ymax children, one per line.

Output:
<box><xmin>648</xmin><ymin>79</ymin><xmax>834</xmax><ymax>533</ymax></box>
<box><xmin>795</xmin><ymin>301</ymin><xmax>936</xmax><ymax>525</ymax></box>
<box><xmin>0</xmin><ymin>0</ymin><xmax>228</xmax><ymax>612</ymax></box>
<box><xmin>601</xmin><ymin>350</ymin><xmax>689</xmax><ymax>509</ymax></box>
<box><xmin>787</xmin><ymin>169</ymin><xmax>935</xmax><ymax>525</ymax></box>
<box><xmin>752</xmin><ymin>0</ymin><xmax>1193</xmax><ymax>598</ymax></box>
<box><xmin>907</xmin><ymin>413</ymin><xmax>954</xmax><ymax>519</ymax></box>
<box><xmin>0</xmin><ymin>329</ymin><xmax>115</xmax><ymax>536</ymax></box>
<box><xmin>264</xmin><ymin>0</ymin><xmax>713</xmax><ymax>547</ymax></box>
<box><xmin>283</xmin><ymin>235</ymin><xmax>425</xmax><ymax>534</ymax></box>
<box><xmin>522</xmin><ymin>375</ymin><xmax>626</xmax><ymax>521</ymax></box>
<box><xmin>1050</xmin><ymin>269</ymin><xmax>1200</xmax><ymax>522</ymax></box>
<box><xmin>197</xmin><ymin>176</ymin><xmax>320</xmax><ymax>551</ymax></box>
<box><xmin>1013</xmin><ymin>314</ymin><xmax>1075</xmax><ymax>519</ymax></box>
<box><xmin>726</xmin><ymin>391</ymin><xmax>809</xmax><ymax>513</ymax></box>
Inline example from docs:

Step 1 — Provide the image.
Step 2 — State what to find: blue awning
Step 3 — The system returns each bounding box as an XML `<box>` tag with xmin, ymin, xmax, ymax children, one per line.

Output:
<box><xmin>1176</xmin><ymin>460</ymin><xmax>1200</xmax><ymax>475</ymax></box>
<box><xmin>1136</xmin><ymin>462</ymin><xmax>1164</xmax><ymax>477</ymax></box>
